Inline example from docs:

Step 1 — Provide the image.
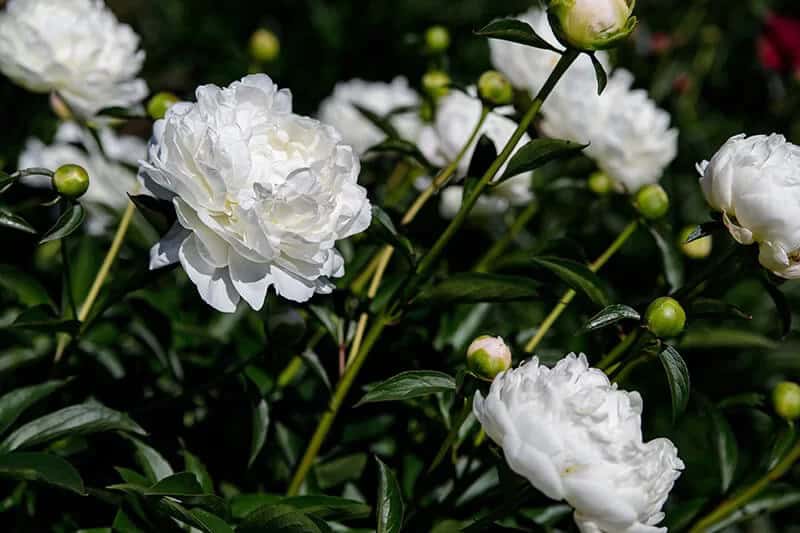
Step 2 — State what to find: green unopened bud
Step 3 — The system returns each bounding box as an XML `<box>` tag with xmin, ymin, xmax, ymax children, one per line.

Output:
<box><xmin>147</xmin><ymin>92</ymin><xmax>180</xmax><ymax>120</ymax></box>
<box><xmin>773</xmin><ymin>381</ymin><xmax>800</xmax><ymax>421</ymax></box>
<box><xmin>548</xmin><ymin>0</ymin><xmax>637</xmax><ymax>51</ymax></box>
<box><xmin>645</xmin><ymin>297</ymin><xmax>686</xmax><ymax>338</ymax></box>
<box><xmin>249</xmin><ymin>28</ymin><xmax>280</xmax><ymax>63</ymax></box>
<box><xmin>588</xmin><ymin>171</ymin><xmax>614</xmax><ymax>195</ymax></box>
<box><xmin>425</xmin><ymin>25</ymin><xmax>450</xmax><ymax>53</ymax></box>
<box><xmin>478</xmin><ymin>70</ymin><xmax>513</xmax><ymax>106</ymax></box>
<box><xmin>422</xmin><ymin>70</ymin><xmax>450</xmax><ymax>101</ymax></box>
<box><xmin>467</xmin><ymin>335</ymin><xmax>512</xmax><ymax>380</ymax></box>
<box><xmin>52</xmin><ymin>164</ymin><xmax>89</xmax><ymax>199</ymax></box>
<box><xmin>634</xmin><ymin>184</ymin><xmax>669</xmax><ymax>220</ymax></box>
<box><xmin>419</xmin><ymin>100</ymin><xmax>434</xmax><ymax>123</ymax></box>
<box><xmin>679</xmin><ymin>225</ymin><xmax>712</xmax><ymax>260</ymax></box>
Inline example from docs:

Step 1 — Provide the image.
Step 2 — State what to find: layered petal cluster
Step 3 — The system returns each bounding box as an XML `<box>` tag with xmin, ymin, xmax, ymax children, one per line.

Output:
<box><xmin>698</xmin><ymin>133</ymin><xmax>800</xmax><ymax>278</ymax></box>
<box><xmin>317</xmin><ymin>77</ymin><xmax>423</xmax><ymax>155</ymax></box>
<box><xmin>418</xmin><ymin>90</ymin><xmax>534</xmax><ymax>219</ymax></box>
<box><xmin>540</xmin><ymin>69</ymin><xmax>678</xmax><ymax>193</ymax></box>
<box><xmin>474</xmin><ymin>354</ymin><xmax>684</xmax><ymax>533</ymax></box>
<box><xmin>139</xmin><ymin>75</ymin><xmax>372</xmax><ymax>312</ymax></box>
<box><xmin>0</xmin><ymin>0</ymin><xmax>148</xmax><ymax>118</ymax></box>
<box><xmin>20</xmin><ymin>123</ymin><xmax>145</xmax><ymax>233</ymax></box>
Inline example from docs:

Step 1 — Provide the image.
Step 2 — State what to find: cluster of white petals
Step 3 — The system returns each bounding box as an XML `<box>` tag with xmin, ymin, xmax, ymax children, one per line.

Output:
<box><xmin>139</xmin><ymin>74</ymin><xmax>372</xmax><ymax>312</ymax></box>
<box><xmin>418</xmin><ymin>89</ymin><xmax>534</xmax><ymax>219</ymax></box>
<box><xmin>0</xmin><ymin>0</ymin><xmax>148</xmax><ymax>118</ymax></box>
<box><xmin>317</xmin><ymin>77</ymin><xmax>423</xmax><ymax>155</ymax></box>
<box><xmin>474</xmin><ymin>354</ymin><xmax>684</xmax><ymax>533</ymax></box>
<box><xmin>698</xmin><ymin>134</ymin><xmax>800</xmax><ymax>279</ymax></box>
<box><xmin>20</xmin><ymin>123</ymin><xmax>145</xmax><ymax>233</ymax></box>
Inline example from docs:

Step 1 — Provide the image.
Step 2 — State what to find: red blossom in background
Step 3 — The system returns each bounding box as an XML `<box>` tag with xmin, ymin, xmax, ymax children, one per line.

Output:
<box><xmin>758</xmin><ymin>13</ymin><xmax>800</xmax><ymax>78</ymax></box>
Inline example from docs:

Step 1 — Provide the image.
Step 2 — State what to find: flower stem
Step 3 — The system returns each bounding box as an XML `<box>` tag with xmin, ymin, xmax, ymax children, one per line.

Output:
<box><xmin>689</xmin><ymin>438</ymin><xmax>800</xmax><ymax>533</ymax></box>
<box><xmin>54</xmin><ymin>201</ymin><xmax>136</xmax><ymax>363</ymax></box>
<box><xmin>524</xmin><ymin>219</ymin><xmax>639</xmax><ymax>354</ymax></box>
<box><xmin>596</xmin><ymin>329</ymin><xmax>640</xmax><ymax>371</ymax></box>
<box><xmin>473</xmin><ymin>199</ymin><xmax>539</xmax><ymax>273</ymax></box>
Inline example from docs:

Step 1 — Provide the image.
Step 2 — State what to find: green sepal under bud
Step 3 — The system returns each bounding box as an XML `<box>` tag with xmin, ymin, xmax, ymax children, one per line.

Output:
<box><xmin>467</xmin><ymin>335</ymin><xmax>512</xmax><ymax>381</ymax></box>
<box><xmin>588</xmin><ymin>171</ymin><xmax>614</xmax><ymax>195</ymax></box>
<box><xmin>147</xmin><ymin>92</ymin><xmax>180</xmax><ymax>120</ymax></box>
<box><xmin>645</xmin><ymin>297</ymin><xmax>686</xmax><ymax>338</ymax></box>
<box><xmin>478</xmin><ymin>70</ymin><xmax>513</xmax><ymax>107</ymax></box>
<box><xmin>678</xmin><ymin>225</ymin><xmax>712</xmax><ymax>260</ymax></box>
<box><xmin>52</xmin><ymin>164</ymin><xmax>89</xmax><ymax>199</ymax></box>
<box><xmin>773</xmin><ymin>381</ymin><xmax>800</xmax><ymax>421</ymax></box>
<box><xmin>634</xmin><ymin>184</ymin><xmax>669</xmax><ymax>220</ymax></box>
<box><xmin>422</xmin><ymin>70</ymin><xmax>450</xmax><ymax>101</ymax></box>
<box><xmin>547</xmin><ymin>0</ymin><xmax>637</xmax><ymax>51</ymax></box>
<box><xmin>249</xmin><ymin>28</ymin><xmax>280</xmax><ymax>63</ymax></box>
<box><xmin>425</xmin><ymin>25</ymin><xmax>450</xmax><ymax>53</ymax></box>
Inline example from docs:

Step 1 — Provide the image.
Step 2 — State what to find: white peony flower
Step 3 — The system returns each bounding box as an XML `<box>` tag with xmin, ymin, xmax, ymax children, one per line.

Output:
<box><xmin>139</xmin><ymin>74</ymin><xmax>372</xmax><ymax>312</ymax></box>
<box><xmin>698</xmin><ymin>134</ymin><xmax>800</xmax><ymax>279</ymax></box>
<box><xmin>540</xmin><ymin>69</ymin><xmax>678</xmax><ymax>193</ymax></box>
<box><xmin>0</xmin><ymin>0</ymin><xmax>148</xmax><ymax>119</ymax></box>
<box><xmin>474</xmin><ymin>354</ymin><xmax>684</xmax><ymax>533</ymax></box>
<box><xmin>317</xmin><ymin>77</ymin><xmax>422</xmax><ymax>155</ymax></box>
<box><xmin>418</xmin><ymin>89</ymin><xmax>534</xmax><ymax>219</ymax></box>
<box><xmin>19</xmin><ymin>122</ymin><xmax>145</xmax><ymax>234</ymax></box>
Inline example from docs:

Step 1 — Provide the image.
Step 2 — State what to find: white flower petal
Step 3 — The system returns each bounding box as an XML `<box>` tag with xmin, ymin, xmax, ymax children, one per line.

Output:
<box><xmin>150</xmin><ymin>223</ymin><xmax>190</xmax><ymax>270</ymax></box>
<box><xmin>178</xmin><ymin>235</ymin><xmax>240</xmax><ymax>313</ymax></box>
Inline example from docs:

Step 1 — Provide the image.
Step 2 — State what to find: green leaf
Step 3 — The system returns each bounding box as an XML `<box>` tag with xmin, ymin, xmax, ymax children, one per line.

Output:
<box><xmin>315</xmin><ymin>453</ymin><xmax>367</xmax><ymax>490</ymax></box>
<box><xmin>658</xmin><ymin>345</ymin><xmax>690</xmax><ymax>421</ymax></box>
<box><xmin>353</xmin><ymin>104</ymin><xmax>399</xmax><ymax>140</ymax></box>
<box><xmin>369</xmin><ymin>206</ymin><xmax>415</xmax><ymax>265</ymax></box>
<box><xmin>708</xmin><ymin>485</ymin><xmax>800</xmax><ymax>532</ymax></box>
<box><xmin>418</xmin><ymin>273</ymin><xmax>540</xmax><ymax>305</ymax></box>
<box><xmin>499</xmin><ymin>139</ymin><xmax>587</xmax><ymax>182</ymax></box>
<box><xmin>130</xmin><ymin>437</ymin><xmax>173</xmax><ymax>483</ymax></box>
<box><xmin>646</xmin><ymin>223</ymin><xmax>684</xmax><ymax>292</ymax></box>
<box><xmin>182</xmin><ymin>449</ymin><xmax>214</xmax><ymax>494</ymax></box>
<box><xmin>356</xmin><ymin>371</ymin><xmax>456</xmax><ymax>407</ymax></box>
<box><xmin>475</xmin><ymin>18</ymin><xmax>560</xmax><ymax>52</ymax></box>
<box><xmin>680</xmin><ymin>329</ymin><xmax>777</xmax><ymax>350</ymax></box>
<box><xmin>688</xmin><ymin>298</ymin><xmax>751</xmax><ymax>321</ymax></box>
<box><xmin>590</xmin><ymin>53</ymin><xmax>607</xmax><ymax>94</ymax></box>
<box><xmin>0</xmin><ymin>208</ymin><xmax>36</xmax><ymax>235</ymax></box>
<box><xmin>129</xmin><ymin>194</ymin><xmax>176</xmax><ymax>236</ymax></box>
<box><xmin>0</xmin><ymin>403</ymin><xmax>146</xmax><ymax>452</ymax></box>
<box><xmin>278</xmin><ymin>495</ymin><xmax>371</xmax><ymax>522</ymax></box>
<box><xmin>39</xmin><ymin>203</ymin><xmax>86</xmax><ymax>244</ymax></box>
<box><xmin>0</xmin><ymin>451</ymin><xmax>85</xmax><ymax>494</ymax></box>
<box><xmin>767</xmin><ymin>421</ymin><xmax>796</xmax><ymax>470</ymax></box>
<box><xmin>161</xmin><ymin>500</ymin><xmax>234</xmax><ymax>533</ymax></box>
<box><xmin>308</xmin><ymin>305</ymin><xmax>340</xmax><ymax>342</ymax></box>
<box><xmin>530</xmin><ymin>256</ymin><xmax>609</xmax><ymax>306</ymax></box>
<box><xmin>707</xmin><ymin>405</ymin><xmax>738</xmax><ymax>492</ymax></box>
<box><xmin>145</xmin><ymin>472</ymin><xmax>204</xmax><ymax>497</ymax></box>
<box><xmin>581</xmin><ymin>304</ymin><xmax>640</xmax><ymax>332</ymax></box>
<box><xmin>248</xmin><ymin>398</ymin><xmax>269</xmax><ymax>467</ymax></box>
<box><xmin>376</xmin><ymin>458</ymin><xmax>404</xmax><ymax>533</ymax></box>
<box><xmin>239</xmin><ymin>503</ymin><xmax>333</xmax><ymax>533</ymax></box>
<box><xmin>0</xmin><ymin>380</ymin><xmax>68</xmax><ymax>436</ymax></box>
<box><xmin>662</xmin><ymin>498</ymin><xmax>708</xmax><ymax>531</ymax></box>
<box><xmin>366</xmin><ymin>139</ymin><xmax>431</xmax><ymax>169</ymax></box>
<box><xmin>0</xmin><ymin>264</ymin><xmax>53</xmax><ymax>308</ymax></box>
<box><xmin>760</xmin><ymin>276</ymin><xmax>791</xmax><ymax>338</ymax></box>
<box><xmin>8</xmin><ymin>305</ymin><xmax>80</xmax><ymax>334</ymax></box>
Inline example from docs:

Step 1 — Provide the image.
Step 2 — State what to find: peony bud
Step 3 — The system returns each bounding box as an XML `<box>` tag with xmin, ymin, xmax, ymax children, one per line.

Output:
<box><xmin>478</xmin><ymin>70</ymin><xmax>513</xmax><ymax>106</ymax></box>
<box><xmin>52</xmin><ymin>164</ymin><xmax>90</xmax><ymax>199</ymax></box>
<box><xmin>249</xmin><ymin>28</ymin><xmax>280</xmax><ymax>63</ymax></box>
<box><xmin>773</xmin><ymin>381</ymin><xmax>800</xmax><ymax>421</ymax></box>
<box><xmin>588</xmin><ymin>171</ymin><xmax>613</xmax><ymax>195</ymax></box>
<box><xmin>634</xmin><ymin>184</ymin><xmax>669</xmax><ymax>220</ymax></box>
<box><xmin>679</xmin><ymin>225</ymin><xmax>712</xmax><ymax>260</ymax></box>
<box><xmin>425</xmin><ymin>25</ymin><xmax>451</xmax><ymax>53</ymax></box>
<box><xmin>645</xmin><ymin>297</ymin><xmax>686</xmax><ymax>338</ymax></box>
<box><xmin>422</xmin><ymin>70</ymin><xmax>451</xmax><ymax>101</ymax></box>
<box><xmin>147</xmin><ymin>92</ymin><xmax>180</xmax><ymax>120</ymax></box>
<box><xmin>467</xmin><ymin>335</ymin><xmax>512</xmax><ymax>380</ymax></box>
<box><xmin>547</xmin><ymin>0</ymin><xmax>637</xmax><ymax>51</ymax></box>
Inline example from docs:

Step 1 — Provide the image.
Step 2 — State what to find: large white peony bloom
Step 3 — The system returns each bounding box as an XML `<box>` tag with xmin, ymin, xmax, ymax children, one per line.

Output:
<box><xmin>698</xmin><ymin>134</ymin><xmax>800</xmax><ymax>279</ymax></box>
<box><xmin>139</xmin><ymin>74</ymin><xmax>372</xmax><ymax>312</ymax></box>
<box><xmin>540</xmin><ymin>69</ymin><xmax>678</xmax><ymax>193</ymax></box>
<box><xmin>0</xmin><ymin>0</ymin><xmax>148</xmax><ymax>119</ymax></box>
<box><xmin>19</xmin><ymin>122</ymin><xmax>145</xmax><ymax>234</ymax></box>
<box><xmin>317</xmin><ymin>77</ymin><xmax>422</xmax><ymax>155</ymax></box>
<box><xmin>418</xmin><ymin>89</ymin><xmax>534</xmax><ymax>219</ymax></box>
<box><xmin>474</xmin><ymin>354</ymin><xmax>684</xmax><ymax>533</ymax></box>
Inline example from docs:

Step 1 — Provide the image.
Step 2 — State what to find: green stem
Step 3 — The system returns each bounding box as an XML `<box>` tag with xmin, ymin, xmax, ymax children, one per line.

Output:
<box><xmin>689</xmin><ymin>438</ymin><xmax>800</xmax><ymax>533</ymax></box>
<box><xmin>597</xmin><ymin>329</ymin><xmax>640</xmax><ymax>371</ymax></box>
<box><xmin>473</xmin><ymin>200</ymin><xmax>539</xmax><ymax>273</ymax></box>
<box><xmin>524</xmin><ymin>219</ymin><xmax>639</xmax><ymax>353</ymax></box>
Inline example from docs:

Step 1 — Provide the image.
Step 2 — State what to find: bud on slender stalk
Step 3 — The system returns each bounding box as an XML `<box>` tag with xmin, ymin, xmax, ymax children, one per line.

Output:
<box><xmin>773</xmin><ymin>381</ymin><xmax>800</xmax><ymax>421</ymax></box>
<box><xmin>52</xmin><ymin>164</ymin><xmax>90</xmax><ymax>199</ymax></box>
<box><xmin>548</xmin><ymin>0</ymin><xmax>637</xmax><ymax>51</ymax></box>
<box><xmin>147</xmin><ymin>92</ymin><xmax>180</xmax><ymax>120</ymax></box>
<box><xmin>249</xmin><ymin>28</ymin><xmax>280</xmax><ymax>63</ymax></box>
<box><xmin>588</xmin><ymin>171</ymin><xmax>614</xmax><ymax>195</ymax></box>
<box><xmin>645</xmin><ymin>297</ymin><xmax>686</xmax><ymax>338</ymax></box>
<box><xmin>467</xmin><ymin>335</ymin><xmax>512</xmax><ymax>380</ymax></box>
<box><xmin>634</xmin><ymin>184</ymin><xmax>669</xmax><ymax>220</ymax></box>
<box><xmin>679</xmin><ymin>225</ymin><xmax>712</xmax><ymax>260</ymax></box>
<box><xmin>478</xmin><ymin>70</ymin><xmax>513</xmax><ymax>106</ymax></box>
<box><xmin>425</xmin><ymin>25</ymin><xmax>450</xmax><ymax>53</ymax></box>
<box><xmin>422</xmin><ymin>70</ymin><xmax>450</xmax><ymax>101</ymax></box>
